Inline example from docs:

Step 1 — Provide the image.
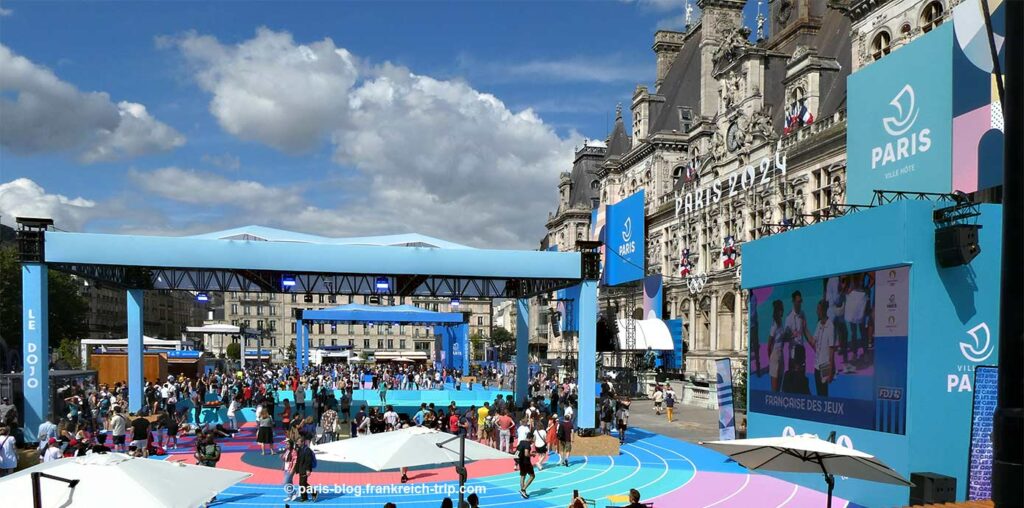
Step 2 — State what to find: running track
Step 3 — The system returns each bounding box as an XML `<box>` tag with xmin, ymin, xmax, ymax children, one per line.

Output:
<box><xmin>158</xmin><ymin>425</ymin><xmax>851</xmax><ymax>507</ymax></box>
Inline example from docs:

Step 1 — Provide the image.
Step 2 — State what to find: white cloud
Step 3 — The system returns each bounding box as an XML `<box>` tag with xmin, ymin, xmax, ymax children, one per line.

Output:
<box><xmin>172</xmin><ymin>28</ymin><xmax>357</xmax><ymax>153</ymax></box>
<box><xmin>463</xmin><ymin>55</ymin><xmax>650</xmax><ymax>84</ymax></box>
<box><xmin>0</xmin><ymin>45</ymin><xmax>184</xmax><ymax>163</ymax></box>
<box><xmin>130</xmin><ymin>167</ymin><xmax>303</xmax><ymax>213</ymax></box>
<box><xmin>0</xmin><ymin>178</ymin><xmax>97</xmax><ymax>229</ymax></box>
<box><xmin>164</xmin><ymin>28</ymin><xmax>582</xmax><ymax>248</ymax></box>
<box><xmin>201</xmin><ymin>152</ymin><xmax>241</xmax><ymax>170</ymax></box>
<box><xmin>0</xmin><ymin>4</ymin><xmax>12</xmax><ymax>16</ymax></box>
<box><xmin>80</xmin><ymin>102</ymin><xmax>186</xmax><ymax>163</ymax></box>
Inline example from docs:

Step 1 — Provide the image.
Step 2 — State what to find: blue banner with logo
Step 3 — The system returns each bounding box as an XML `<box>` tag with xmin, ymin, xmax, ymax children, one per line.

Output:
<box><xmin>716</xmin><ymin>358</ymin><xmax>736</xmax><ymax>440</ymax></box>
<box><xmin>603</xmin><ymin>190</ymin><xmax>645</xmax><ymax>286</ymax></box>
<box><xmin>665</xmin><ymin>319</ymin><xmax>684</xmax><ymax>370</ymax></box>
<box><xmin>643</xmin><ymin>275</ymin><xmax>663</xmax><ymax>319</ymax></box>
<box><xmin>848</xmin><ymin>24</ymin><xmax>954</xmax><ymax>204</ymax></box>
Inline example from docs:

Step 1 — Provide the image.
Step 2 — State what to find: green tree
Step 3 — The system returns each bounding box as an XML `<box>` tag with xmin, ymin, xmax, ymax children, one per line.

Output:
<box><xmin>55</xmin><ymin>337</ymin><xmax>82</xmax><ymax>368</ymax></box>
<box><xmin>226</xmin><ymin>342</ymin><xmax>241</xmax><ymax>360</ymax></box>
<box><xmin>490</xmin><ymin>326</ymin><xmax>515</xmax><ymax>361</ymax></box>
<box><xmin>0</xmin><ymin>245</ymin><xmax>89</xmax><ymax>350</ymax></box>
<box><xmin>286</xmin><ymin>341</ymin><xmax>296</xmax><ymax>361</ymax></box>
<box><xmin>469</xmin><ymin>332</ymin><xmax>487</xmax><ymax>361</ymax></box>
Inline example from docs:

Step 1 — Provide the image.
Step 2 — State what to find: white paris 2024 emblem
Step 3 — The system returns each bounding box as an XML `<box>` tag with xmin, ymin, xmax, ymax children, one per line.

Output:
<box><xmin>871</xmin><ymin>83</ymin><xmax>931</xmax><ymax>170</ymax></box>
<box><xmin>960</xmin><ymin>322</ymin><xmax>993</xmax><ymax>363</ymax></box>
<box><xmin>882</xmin><ymin>84</ymin><xmax>920</xmax><ymax>136</ymax></box>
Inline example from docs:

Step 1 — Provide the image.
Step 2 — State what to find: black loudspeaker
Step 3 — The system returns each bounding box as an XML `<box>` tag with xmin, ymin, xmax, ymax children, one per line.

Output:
<box><xmin>935</xmin><ymin>224</ymin><xmax>981</xmax><ymax>267</ymax></box>
<box><xmin>596</xmin><ymin>317</ymin><xmax>615</xmax><ymax>352</ymax></box>
<box><xmin>909</xmin><ymin>472</ymin><xmax>956</xmax><ymax>505</ymax></box>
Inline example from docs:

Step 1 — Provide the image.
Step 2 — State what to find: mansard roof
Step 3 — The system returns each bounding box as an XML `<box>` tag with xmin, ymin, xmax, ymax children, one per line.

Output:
<box><xmin>567</xmin><ymin>146</ymin><xmax>604</xmax><ymax>209</ymax></box>
<box><xmin>814</xmin><ymin>9</ymin><xmax>852</xmax><ymax>119</ymax></box>
<box><xmin>651</xmin><ymin>24</ymin><xmax>703</xmax><ymax>134</ymax></box>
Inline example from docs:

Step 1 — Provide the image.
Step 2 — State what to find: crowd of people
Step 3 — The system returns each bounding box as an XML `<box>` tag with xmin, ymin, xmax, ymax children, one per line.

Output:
<box><xmin>0</xmin><ymin>363</ymin><xmax>659</xmax><ymax>506</ymax></box>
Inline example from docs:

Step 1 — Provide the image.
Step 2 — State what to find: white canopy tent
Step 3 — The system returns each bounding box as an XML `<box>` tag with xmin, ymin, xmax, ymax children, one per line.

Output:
<box><xmin>615</xmin><ymin>318</ymin><xmax>674</xmax><ymax>350</ymax></box>
<box><xmin>185</xmin><ymin>324</ymin><xmax>260</xmax><ymax>367</ymax></box>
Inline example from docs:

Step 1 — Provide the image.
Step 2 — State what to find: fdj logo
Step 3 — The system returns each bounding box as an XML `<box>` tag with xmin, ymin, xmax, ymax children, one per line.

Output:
<box><xmin>618</xmin><ymin>217</ymin><xmax>636</xmax><ymax>257</ymax></box>
<box><xmin>871</xmin><ymin>84</ymin><xmax>931</xmax><ymax>169</ymax></box>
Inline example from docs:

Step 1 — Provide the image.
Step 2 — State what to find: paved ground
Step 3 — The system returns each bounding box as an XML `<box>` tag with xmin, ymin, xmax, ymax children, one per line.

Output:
<box><xmin>626</xmin><ymin>398</ymin><xmax>721</xmax><ymax>445</ymax></box>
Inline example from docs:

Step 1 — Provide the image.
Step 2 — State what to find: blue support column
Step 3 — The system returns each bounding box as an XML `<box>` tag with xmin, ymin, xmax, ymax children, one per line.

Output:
<box><xmin>127</xmin><ymin>289</ymin><xmax>144</xmax><ymax>413</ymax></box>
<box><xmin>459</xmin><ymin>323</ymin><xmax>470</xmax><ymax>376</ymax></box>
<box><xmin>21</xmin><ymin>263</ymin><xmax>49</xmax><ymax>438</ymax></box>
<box><xmin>515</xmin><ymin>298</ymin><xmax>530</xmax><ymax>406</ymax></box>
<box><xmin>577</xmin><ymin>280</ymin><xmax>597</xmax><ymax>429</ymax></box>
<box><xmin>299</xmin><ymin>319</ymin><xmax>305</xmax><ymax>374</ymax></box>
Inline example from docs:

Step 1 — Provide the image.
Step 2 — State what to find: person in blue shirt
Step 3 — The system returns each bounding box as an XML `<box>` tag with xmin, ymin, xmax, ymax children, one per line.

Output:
<box><xmin>413</xmin><ymin>403</ymin><xmax>428</xmax><ymax>426</ymax></box>
<box><xmin>37</xmin><ymin>418</ymin><xmax>57</xmax><ymax>453</ymax></box>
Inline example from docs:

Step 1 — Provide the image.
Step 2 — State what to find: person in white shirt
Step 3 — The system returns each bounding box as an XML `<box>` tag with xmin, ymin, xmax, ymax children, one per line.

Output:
<box><xmin>767</xmin><ymin>300</ymin><xmax>788</xmax><ymax>392</ymax></box>
<box><xmin>42</xmin><ymin>439</ymin><xmax>62</xmax><ymax>463</ymax></box>
<box><xmin>825</xmin><ymin>276</ymin><xmax>849</xmax><ymax>362</ymax></box>
<box><xmin>383</xmin><ymin>406</ymin><xmax>399</xmax><ymax>431</ymax></box>
<box><xmin>812</xmin><ymin>299</ymin><xmax>837</xmax><ymax>397</ymax></box>
<box><xmin>783</xmin><ymin>291</ymin><xmax>813</xmax><ymax>378</ymax></box>
<box><xmin>0</xmin><ymin>426</ymin><xmax>17</xmax><ymax>477</ymax></box>
<box><xmin>563</xmin><ymin>404</ymin><xmax>574</xmax><ymax>423</ymax></box>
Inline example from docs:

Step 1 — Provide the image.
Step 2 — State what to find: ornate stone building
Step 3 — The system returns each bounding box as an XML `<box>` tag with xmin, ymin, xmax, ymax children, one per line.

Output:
<box><xmin>545</xmin><ymin>0</ymin><xmax>853</xmax><ymax>377</ymax></box>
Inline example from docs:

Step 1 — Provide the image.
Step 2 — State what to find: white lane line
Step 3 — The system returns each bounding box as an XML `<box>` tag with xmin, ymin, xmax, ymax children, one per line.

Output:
<box><xmin>701</xmin><ymin>474</ymin><xmax>751</xmax><ymax>508</ymax></box>
<box><xmin>775</xmin><ymin>484</ymin><xmax>800</xmax><ymax>508</ymax></box>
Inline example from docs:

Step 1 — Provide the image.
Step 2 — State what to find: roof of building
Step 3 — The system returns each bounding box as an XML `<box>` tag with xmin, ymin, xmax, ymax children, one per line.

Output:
<box><xmin>814</xmin><ymin>9</ymin><xmax>852</xmax><ymax>119</ymax></box>
<box><xmin>606</xmin><ymin>106</ymin><xmax>632</xmax><ymax>157</ymax></box>
<box><xmin>651</xmin><ymin>24</ymin><xmax>704</xmax><ymax>134</ymax></box>
<box><xmin>567</xmin><ymin>146</ymin><xmax>605</xmax><ymax>209</ymax></box>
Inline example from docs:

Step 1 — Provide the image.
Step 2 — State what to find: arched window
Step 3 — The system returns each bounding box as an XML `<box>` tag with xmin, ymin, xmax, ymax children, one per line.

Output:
<box><xmin>921</xmin><ymin>1</ymin><xmax>943</xmax><ymax>32</ymax></box>
<box><xmin>591</xmin><ymin>179</ymin><xmax>600</xmax><ymax>190</ymax></box>
<box><xmin>871</xmin><ymin>30</ymin><xmax>892</xmax><ymax>60</ymax></box>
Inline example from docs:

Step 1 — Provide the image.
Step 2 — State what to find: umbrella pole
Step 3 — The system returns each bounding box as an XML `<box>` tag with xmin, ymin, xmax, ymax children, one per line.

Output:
<box><xmin>32</xmin><ymin>472</ymin><xmax>81</xmax><ymax>508</ymax></box>
<box><xmin>458</xmin><ymin>432</ymin><xmax>467</xmax><ymax>508</ymax></box>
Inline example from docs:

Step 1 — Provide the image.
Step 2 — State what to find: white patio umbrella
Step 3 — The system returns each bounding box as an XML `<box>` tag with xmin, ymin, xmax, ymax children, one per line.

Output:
<box><xmin>0</xmin><ymin>452</ymin><xmax>251</xmax><ymax>508</ymax></box>
<box><xmin>701</xmin><ymin>433</ymin><xmax>912</xmax><ymax>508</ymax></box>
<box><xmin>314</xmin><ymin>426</ymin><xmax>513</xmax><ymax>507</ymax></box>
<box><xmin>313</xmin><ymin>425</ymin><xmax>511</xmax><ymax>470</ymax></box>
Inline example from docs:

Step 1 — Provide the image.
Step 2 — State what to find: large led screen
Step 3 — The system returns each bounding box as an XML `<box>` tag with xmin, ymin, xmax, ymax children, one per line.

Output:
<box><xmin>748</xmin><ymin>266</ymin><xmax>909</xmax><ymax>434</ymax></box>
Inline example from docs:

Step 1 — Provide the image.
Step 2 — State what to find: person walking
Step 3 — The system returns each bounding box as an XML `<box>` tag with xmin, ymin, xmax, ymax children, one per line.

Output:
<box><xmin>558</xmin><ymin>413</ymin><xmax>573</xmax><ymax>467</ymax></box>
<box><xmin>256</xmin><ymin>408</ymin><xmax>275</xmax><ymax>455</ymax></box>
<box><xmin>292</xmin><ymin>435</ymin><xmax>318</xmax><ymax>503</ymax></box>
<box><xmin>516</xmin><ymin>430</ymin><xmax>536</xmax><ymax>498</ymax></box>
<box><xmin>282</xmin><ymin>439</ymin><xmax>298</xmax><ymax>502</ymax></box>
<box><xmin>615</xmin><ymin>397</ymin><xmax>631</xmax><ymax>443</ymax></box>
<box><xmin>652</xmin><ymin>385</ymin><xmax>664</xmax><ymax>415</ymax></box>
<box><xmin>665</xmin><ymin>384</ymin><xmax>676</xmax><ymax>423</ymax></box>
<box><xmin>532</xmin><ymin>421</ymin><xmax>548</xmax><ymax>471</ymax></box>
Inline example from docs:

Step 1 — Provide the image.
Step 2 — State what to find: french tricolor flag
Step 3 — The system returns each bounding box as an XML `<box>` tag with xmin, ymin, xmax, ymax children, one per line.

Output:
<box><xmin>800</xmin><ymin>103</ymin><xmax>814</xmax><ymax>125</ymax></box>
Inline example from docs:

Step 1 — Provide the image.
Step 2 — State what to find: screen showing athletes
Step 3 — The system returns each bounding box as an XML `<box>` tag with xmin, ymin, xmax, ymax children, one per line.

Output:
<box><xmin>748</xmin><ymin>266</ymin><xmax>910</xmax><ymax>435</ymax></box>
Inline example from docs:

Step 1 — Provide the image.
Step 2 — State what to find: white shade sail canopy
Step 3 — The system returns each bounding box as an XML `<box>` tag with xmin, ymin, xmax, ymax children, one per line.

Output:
<box><xmin>313</xmin><ymin>426</ymin><xmax>512</xmax><ymax>470</ymax></box>
<box><xmin>615</xmin><ymin>318</ymin><xmax>674</xmax><ymax>350</ymax></box>
<box><xmin>0</xmin><ymin>453</ymin><xmax>251</xmax><ymax>508</ymax></box>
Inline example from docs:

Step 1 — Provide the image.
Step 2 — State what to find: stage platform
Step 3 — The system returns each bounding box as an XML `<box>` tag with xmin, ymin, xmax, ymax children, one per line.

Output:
<box><xmin>155</xmin><ymin>423</ymin><xmax>857</xmax><ymax>507</ymax></box>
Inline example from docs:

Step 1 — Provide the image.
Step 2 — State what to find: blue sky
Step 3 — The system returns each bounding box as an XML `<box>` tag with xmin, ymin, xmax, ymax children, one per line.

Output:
<box><xmin>0</xmin><ymin>0</ymin><xmax>760</xmax><ymax>247</ymax></box>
